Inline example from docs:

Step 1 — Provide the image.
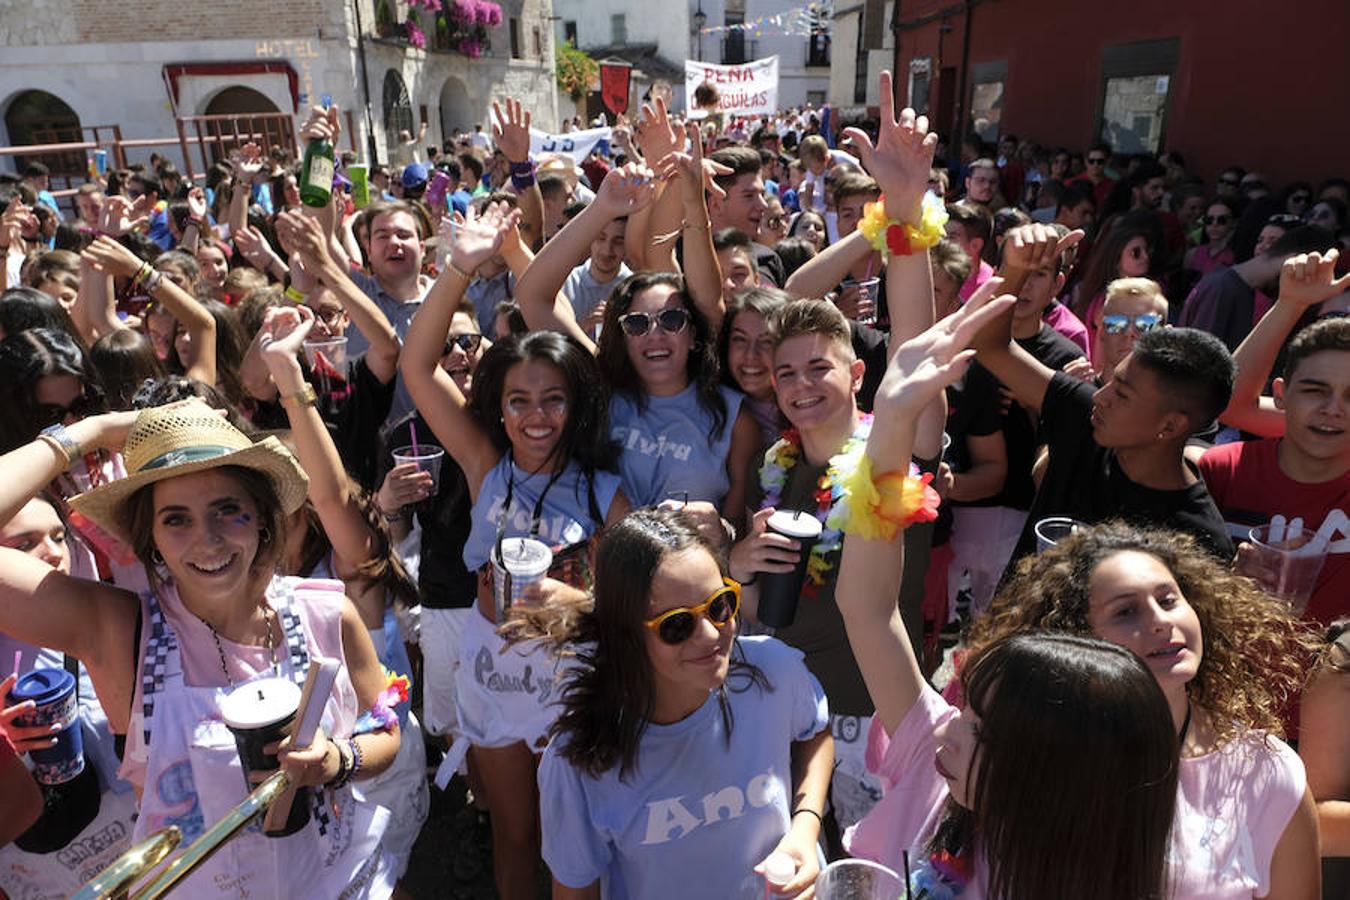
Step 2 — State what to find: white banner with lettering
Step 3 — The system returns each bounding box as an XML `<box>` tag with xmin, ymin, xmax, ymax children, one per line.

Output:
<box><xmin>684</xmin><ymin>56</ymin><xmax>779</xmax><ymax>117</ymax></box>
<box><xmin>529</xmin><ymin>126</ymin><xmax>612</xmax><ymax>165</ymax></box>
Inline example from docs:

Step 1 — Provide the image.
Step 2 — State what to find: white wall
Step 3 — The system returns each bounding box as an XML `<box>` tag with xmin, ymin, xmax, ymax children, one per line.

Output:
<box><xmin>552</xmin><ymin>0</ymin><xmax>689</xmax><ymax>69</ymax></box>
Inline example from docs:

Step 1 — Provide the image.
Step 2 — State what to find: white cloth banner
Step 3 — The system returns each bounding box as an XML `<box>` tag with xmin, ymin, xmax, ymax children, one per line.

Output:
<box><xmin>685</xmin><ymin>56</ymin><xmax>779</xmax><ymax>117</ymax></box>
<box><xmin>529</xmin><ymin>126</ymin><xmax>612</xmax><ymax>165</ymax></box>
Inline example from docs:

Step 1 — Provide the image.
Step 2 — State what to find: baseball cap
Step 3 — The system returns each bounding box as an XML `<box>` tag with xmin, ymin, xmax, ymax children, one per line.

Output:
<box><xmin>401</xmin><ymin>162</ymin><xmax>429</xmax><ymax>188</ymax></box>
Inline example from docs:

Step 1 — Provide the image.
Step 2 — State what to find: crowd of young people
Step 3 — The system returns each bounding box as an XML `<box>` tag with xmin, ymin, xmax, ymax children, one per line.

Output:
<box><xmin>0</xmin><ymin>65</ymin><xmax>1345</xmax><ymax>899</ymax></box>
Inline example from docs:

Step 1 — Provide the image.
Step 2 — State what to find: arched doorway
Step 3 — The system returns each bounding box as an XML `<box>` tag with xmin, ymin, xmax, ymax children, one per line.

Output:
<box><xmin>439</xmin><ymin>77</ymin><xmax>473</xmax><ymax>143</ymax></box>
<box><xmin>382</xmin><ymin>70</ymin><xmax>414</xmax><ymax>160</ymax></box>
<box><xmin>3</xmin><ymin>89</ymin><xmax>83</xmax><ymax>175</ymax></box>
<box><xmin>203</xmin><ymin>86</ymin><xmax>280</xmax><ymax>116</ymax></box>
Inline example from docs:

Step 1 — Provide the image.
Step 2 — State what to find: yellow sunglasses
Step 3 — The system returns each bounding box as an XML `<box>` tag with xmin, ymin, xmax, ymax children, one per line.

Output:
<box><xmin>643</xmin><ymin>578</ymin><xmax>741</xmax><ymax>645</ymax></box>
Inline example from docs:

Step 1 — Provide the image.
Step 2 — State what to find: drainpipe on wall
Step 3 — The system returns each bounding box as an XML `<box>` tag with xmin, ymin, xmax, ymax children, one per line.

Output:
<box><xmin>890</xmin><ymin>0</ymin><xmax>902</xmax><ymax>113</ymax></box>
<box><xmin>351</xmin><ymin>0</ymin><xmax>380</xmax><ymax>163</ymax></box>
<box><xmin>955</xmin><ymin>0</ymin><xmax>973</xmax><ymax>147</ymax></box>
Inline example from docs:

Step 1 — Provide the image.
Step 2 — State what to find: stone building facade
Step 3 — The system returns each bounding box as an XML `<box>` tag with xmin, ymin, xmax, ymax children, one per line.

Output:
<box><xmin>0</xmin><ymin>0</ymin><xmax>560</xmax><ymax>173</ymax></box>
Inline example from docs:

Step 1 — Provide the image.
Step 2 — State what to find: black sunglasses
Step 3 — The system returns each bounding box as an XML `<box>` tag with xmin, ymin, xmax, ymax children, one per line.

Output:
<box><xmin>1087</xmin><ymin>156</ymin><xmax>1107</xmax><ymax>165</ymax></box>
<box><xmin>1202</xmin><ymin>214</ymin><xmax>1231</xmax><ymax>226</ymax></box>
<box><xmin>619</xmin><ymin>308</ymin><xmax>691</xmax><ymax>338</ymax></box>
<box><xmin>444</xmin><ymin>332</ymin><xmax>483</xmax><ymax>355</ymax></box>
<box><xmin>36</xmin><ymin>392</ymin><xmax>93</xmax><ymax>428</ymax></box>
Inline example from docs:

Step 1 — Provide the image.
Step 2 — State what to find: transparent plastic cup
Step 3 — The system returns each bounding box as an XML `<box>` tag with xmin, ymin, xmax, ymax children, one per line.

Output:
<box><xmin>492</xmin><ymin>537</ymin><xmax>553</xmax><ymax>619</ymax></box>
<box><xmin>1034</xmin><ymin>516</ymin><xmax>1085</xmax><ymax>553</ymax></box>
<box><xmin>391</xmin><ymin>445</ymin><xmax>445</xmax><ymax>494</ymax></box>
<box><xmin>814</xmin><ymin>858</ymin><xmax>906</xmax><ymax>899</ymax></box>
<box><xmin>303</xmin><ymin>336</ymin><xmax>348</xmax><ymax>396</ymax></box>
<box><xmin>1246</xmin><ymin>523</ymin><xmax>1328</xmax><ymax>615</ymax></box>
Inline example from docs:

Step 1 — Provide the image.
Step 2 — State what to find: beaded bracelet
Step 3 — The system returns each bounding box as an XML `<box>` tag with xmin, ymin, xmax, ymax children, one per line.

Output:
<box><xmin>840</xmin><ymin>455</ymin><xmax>941</xmax><ymax>541</ymax></box>
<box><xmin>858</xmin><ymin>192</ymin><xmax>948</xmax><ymax>260</ymax></box>
<box><xmin>347</xmin><ymin>737</ymin><xmax>364</xmax><ymax>782</ymax></box>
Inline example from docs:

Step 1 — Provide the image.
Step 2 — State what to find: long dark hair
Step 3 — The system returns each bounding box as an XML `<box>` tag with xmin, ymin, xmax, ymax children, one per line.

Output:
<box><xmin>0</xmin><ymin>327</ymin><xmax>107</xmax><ymax>452</ymax></box>
<box><xmin>595</xmin><ymin>272</ymin><xmax>729</xmax><ymax>444</ymax></box>
<box><xmin>716</xmin><ymin>286</ymin><xmax>789</xmax><ymax>394</ymax></box>
<box><xmin>90</xmin><ymin>329</ymin><xmax>165</xmax><ymax>411</ymax></box>
<box><xmin>471</xmin><ymin>330</ymin><xmax>619</xmax><ymax>476</ymax></box>
<box><xmin>0</xmin><ymin>287</ymin><xmax>82</xmax><ymax>344</ymax></box>
<box><xmin>932</xmin><ymin>632</ymin><xmax>1177</xmax><ymax>900</ymax></box>
<box><xmin>1073</xmin><ymin>211</ymin><xmax>1162</xmax><ymax>318</ymax></box>
<box><xmin>541</xmin><ymin>508</ymin><xmax>768</xmax><ymax>779</ymax></box>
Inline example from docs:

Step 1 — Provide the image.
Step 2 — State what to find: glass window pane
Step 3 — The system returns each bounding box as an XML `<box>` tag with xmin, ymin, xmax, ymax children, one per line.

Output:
<box><xmin>1101</xmin><ymin>74</ymin><xmax>1169</xmax><ymax>154</ymax></box>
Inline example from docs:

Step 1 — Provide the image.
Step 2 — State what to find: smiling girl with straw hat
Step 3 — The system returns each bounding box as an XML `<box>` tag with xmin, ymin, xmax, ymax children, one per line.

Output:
<box><xmin>0</xmin><ymin>400</ymin><xmax>399</xmax><ymax>898</ymax></box>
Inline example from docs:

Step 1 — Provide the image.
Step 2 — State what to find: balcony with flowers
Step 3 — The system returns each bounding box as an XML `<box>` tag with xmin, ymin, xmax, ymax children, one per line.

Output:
<box><xmin>372</xmin><ymin>0</ymin><xmax>502</xmax><ymax>59</ymax></box>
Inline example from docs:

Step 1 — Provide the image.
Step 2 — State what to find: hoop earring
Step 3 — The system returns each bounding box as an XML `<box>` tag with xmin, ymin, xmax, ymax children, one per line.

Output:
<box><xmin>151</xmin><ymin>549</ymin><xmax>164</xmax><ymax>566</ymax></box>
<box><xmin>259</xmin><ymin>526</ymin><xmax>272</xmax><ymax>544</ymax></box>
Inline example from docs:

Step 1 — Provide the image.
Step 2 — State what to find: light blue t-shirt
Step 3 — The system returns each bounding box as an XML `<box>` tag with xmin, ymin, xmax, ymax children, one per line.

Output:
<box><xmin>610</xmin><ymin>384</ymin><xmax>743</xmax><ymax>508</ymax></box>
<box><xmin>463</xmin><ymin>455</ymin><xmax>622</xmax><ymax>571</ymax></box>
<box><xmin>539</xmin><ymin>636</ymin><xmax>829</xmax><ymax>899</ymax></box>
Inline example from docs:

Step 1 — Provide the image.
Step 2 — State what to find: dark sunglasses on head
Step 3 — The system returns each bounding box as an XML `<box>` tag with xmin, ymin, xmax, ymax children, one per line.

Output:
<box><xmin>444</xmin><ymin>332</ymin><xmax>483</xmax><ymax>355</ymax></box>
<box><xmin>619</xmin><ymin>307</ymin><xmax>691</xmax><ymax>338</ymax></box>
<box><xmin>36</xmin><ymin>392</ymin><xmax>93</xmax><ymax>428</ymax></box>
<box><xmin>644</xmin><ymin>578</ymin><xmax>741</xmax><ymax>645</ymax></box>
<box><xmin>1102</xmin><ymin>313</ymin><xmax>1162</xmax><ymax>335</ymax></box>
<box><xmin>1202</xmin><ymin>214</ymin><xmax>1230</xmax><ymax>226</ymax></box>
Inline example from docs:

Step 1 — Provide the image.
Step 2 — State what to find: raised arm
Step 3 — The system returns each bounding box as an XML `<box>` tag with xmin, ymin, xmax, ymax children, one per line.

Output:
<box><xmin>493</xmin><ymin>99</ymin><xmax>544</xmax><ymax>251</ymax></box>
<box><xmin>227</xmin><ymin>143</ymin><xmax>264</xmax><ymax>238</ymax></box>
<box><xmin>1223</xmin><ymin>249</ymin><xmax>1350</xmax><ymax>437</ymax></box>
<box><xmin>514</xmin><ymin>163</ymin><xmax>659</xmax><ymax>349</ymax></box>
<box><xmin>72</xmin><ymin>251</ymin><xmax>122</xmax><ymax>344</ymax></box>
<box><xmin>783</xmin><ymin>230</ymin><xmax>870</xmax><ymax>299</ymax></box>
<box><xmin>399</xmin><ymin>204</ymin><xmax>514</xmax><ymax>496</ymax></box>
<box><xmin>969</xmin><ymin>223</ymin><xmax>1083</xmax><ymax>414</ymax></box>
<box><xmin>279</xmin><ymin>210</ymin><xmax>400</xmax><ymax>384</ymax></box>
<box><xmin>837</xmin><ymin>286</ymin><xmax>1014</xmax><ymax>733</ymax></box>
<box><xmin>669</xmin><ymin>123</ymin><xmax>725</xmax><ymax>330</ymax></box>
<box><xmin>83</xmin><ymin>235</ymin><xmax>218</xmax><ymax>386</ymax></box>
<box><xmin>635</xmin><ymin>99</ymin><xmax>688</xmax><ymax>274</ymax></box>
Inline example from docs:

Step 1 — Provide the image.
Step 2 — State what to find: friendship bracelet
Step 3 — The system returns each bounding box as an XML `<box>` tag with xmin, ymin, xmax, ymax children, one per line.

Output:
<box><xmin>347</xmin><ymin>737</ymin><xmax>364</xmax><ymax>781</ymax></box>
<box><xmin>284</xmin><ymin>284</ymin><xmax>308</xmax><ymax>304</ymax></box>
<box><xmin>858</xmin><ymin>192</ymin><xmax>947</xmax><ymax>260</ymax></box>
<box><xmin>131</xmin><ymin>261</ymin><xmax>154</xmax><ymax>287</ymax></box>
<box><xmin>141</xmin><ymin>269</ymin><xmax>164</xmax><ymax>295</ymax></box>
<box><xmin>792</xmin><ymin>808</ymin><xmax>824</xmax><ymax>827</ymax></box>
<box><xmin>325</xmin><ymin>737</ymin><xmax>352</xmax><ymax>789</ymax></box>
<box><xmin>839</xmin><ymin>455</ymin><xmax>941</xmax><ymax>541</ymax></box>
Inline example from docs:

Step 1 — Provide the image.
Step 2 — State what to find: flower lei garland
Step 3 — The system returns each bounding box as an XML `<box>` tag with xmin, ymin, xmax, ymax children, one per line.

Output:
<box><xmin>759</xmin><ymin>415</ymin><xmax>874</xmax><ymax>597</ymax></box>
<box><xmin>908</xmin><ymin>847</ymin><xmax>973</xmax><ymax>898</ymax></box>
<box><xmin>353</xmin><ymin>668</ymin><xmax>411</xmax><ymax>735</ymax></box>
<box><xmin>859</xmin><ymin>191</ymin><xmax>949</xmax><ymax>259</ymax></box>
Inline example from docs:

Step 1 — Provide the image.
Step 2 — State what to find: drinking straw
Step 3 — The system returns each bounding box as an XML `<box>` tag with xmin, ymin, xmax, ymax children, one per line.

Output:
<box><xmin>410</xmin><ymin>420</ymin><xmax>421</xmax><ymax>458</ymax></box>
<box><xmin>11</xmin><ymin>650</ymin><xmax>21</xmax><ymax>679</ymax></box>
<box><xmin>902</xmin><ymin>849</ymin><xmax>913</xmax><ymax>900</ymax></box>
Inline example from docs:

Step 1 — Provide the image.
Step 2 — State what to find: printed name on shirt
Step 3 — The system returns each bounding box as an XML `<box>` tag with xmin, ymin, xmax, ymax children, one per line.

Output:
<box><xmin>485</xmin><ymin>495</ymin><xmax>586</xmax><ymax>548</ymax></box>
<box><xmin>641</xmin><ymin>767</ymin><xmax>786</xmax><ymax>845</ymax></box>
<box><xmin>474</xmin><ymin>646</ymin><xmax>555</xmax><ymax>702</ymax></box>
<box><xmin>613</xmin><ymin>426</ymin><xmax>694</xmax><ymax>463</ymax></box>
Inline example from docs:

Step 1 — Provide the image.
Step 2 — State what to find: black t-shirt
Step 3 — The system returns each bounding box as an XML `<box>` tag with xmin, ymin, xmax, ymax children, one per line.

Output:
<box><xmin>326</xmin><ymin>355</ymin><xmax>396</xmax><ymax>492</ymax></box>
<box><xmin>375</xmin><ymin>413</ymin><xmax>476</xmax><ymax>609</ymax></box>
<box><xmin>1007</xmin><ymin>371</ymin><xmax>1236</xmax><ymax>567</ymax></box>
<box><xmin>752</xmin><ymin>240</ymin><xmax>787</xmax><ymax>288</ymax></box>
<box><xmin>849</xmin><ymin>320</ymin><xmax>888</xmax><ymax>414</ymax></box>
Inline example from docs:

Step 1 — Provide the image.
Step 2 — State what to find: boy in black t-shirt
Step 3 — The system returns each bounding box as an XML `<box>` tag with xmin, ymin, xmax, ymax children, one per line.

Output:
<box><xmin>971</xmin><ymin>224</ymin><xmax>1236</xmax><ymax>569</ymax></box>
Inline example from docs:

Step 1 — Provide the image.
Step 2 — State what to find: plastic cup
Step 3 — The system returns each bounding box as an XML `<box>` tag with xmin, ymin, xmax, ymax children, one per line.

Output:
<box><xmin>1246</xmin><ymin>523</ymin><xmax>1328</xmax><ymax>615</ymax></box>
<box><xmin>757</xmin><ymin>510</ymin><xmax>824</xmax><ymax>628</ymax></box>
<box><xmin>303</xmin><ymin>336</ymin><xmax>348</xmax><ymax>396</ymax></box>
<box><xmin>814</xmin><ymin>858</ymin><xmax>906</xmax><ymax>899</ymax></box>
<box><xmin>7</xmin><ymin>668</ymin><xmax>84</xmax><ymax>784</ymax></box>
<box><xmin>392</xmin><ymin>445</ymin><xmax>445</xmax><ymax>494</ymax></box>
<box><xmin>1034</xmin><ymin>516</ymin><xmax>1084</xmax><ymax>553</ymax></box>
<box><xmin>348</xmin><ymin>164</ymin><xmax>371</xmax><ymax>208</ymax></box>
<box><xmin>843</xmin><ymin>277</ymin><xmax>881</xmax><ymax>325</ymax></box>
<box><xmin>219</xmin><ymin>677</ymin><xmax>309</xmax><ymax>837</ymax></box>
<box><xmin>492</xmin><ymin>537</ymin><xmax>554</xmax><ymax>619</ymax></box>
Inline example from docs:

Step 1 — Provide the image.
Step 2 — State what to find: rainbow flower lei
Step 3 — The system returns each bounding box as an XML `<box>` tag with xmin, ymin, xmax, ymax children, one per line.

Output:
<box><xmin>353</xmin><ymin>667</ymin><xmax>411</xmax><ymax>734</ymax></box>
<box><xmin>859</xmin><ymin>191</ymin><xmax>949</xmax><ymax>259</ymax></box>
<box><xmin>759</xmin><ymin>414</ymin><xmax>873</xmax><ymax>597</ymax></box>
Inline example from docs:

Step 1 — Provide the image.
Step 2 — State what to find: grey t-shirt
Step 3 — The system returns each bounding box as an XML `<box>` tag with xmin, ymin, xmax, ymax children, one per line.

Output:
<box><xmin>562</xmin><ymin>262</ymin><xmax>631</xmax><ymax>325</ymax></box>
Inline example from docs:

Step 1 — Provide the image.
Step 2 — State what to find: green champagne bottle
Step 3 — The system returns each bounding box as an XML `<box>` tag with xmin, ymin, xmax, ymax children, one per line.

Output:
<box><xmin>300</xmin><ymin>129</ymin><xmax>334</xmax><ymax>208</ymax></box>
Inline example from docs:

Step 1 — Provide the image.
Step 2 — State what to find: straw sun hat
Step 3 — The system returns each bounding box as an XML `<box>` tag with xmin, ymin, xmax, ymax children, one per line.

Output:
<box><xmin>69</xmin><ymin>399</ymin><xmax>309</xmax><ymax>545</ymax></box>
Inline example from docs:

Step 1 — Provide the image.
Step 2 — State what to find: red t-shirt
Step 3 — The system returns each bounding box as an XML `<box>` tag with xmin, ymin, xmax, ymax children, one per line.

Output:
<box><xmin>1199</xmin><ymin>438</ymin><xmax>1350</xmax><ymax>624</ymax></box>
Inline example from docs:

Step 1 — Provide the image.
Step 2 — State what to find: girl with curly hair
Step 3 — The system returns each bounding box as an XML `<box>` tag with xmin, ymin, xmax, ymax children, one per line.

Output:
<box><xmin>967</xmin><ymin>521</ymin><xmax>1322</xmax><ymax>898</ymax></box>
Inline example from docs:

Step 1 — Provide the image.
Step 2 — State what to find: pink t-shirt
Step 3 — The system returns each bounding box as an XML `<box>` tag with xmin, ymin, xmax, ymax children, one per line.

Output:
<box><xmin>958</xmin><ymin>259</ymin><xmax>995</xmax><ymax>302</ymax></box>
<box><xmin>1043</xmin><ymin>300</ymin><xmax>1091</xmax><ymax>357</ymax></box>
<box><xmin>846</xmin><ymin>688</ymin><xmax>1306</xmax><ymax>899</ymax></box>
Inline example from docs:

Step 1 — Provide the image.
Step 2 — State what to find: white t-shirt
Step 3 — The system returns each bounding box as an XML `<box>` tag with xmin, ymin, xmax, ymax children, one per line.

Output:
<box><xmin>539</xmin><ymin>636</ymin><xmax>829</xmax><ymax>899</ymax></box>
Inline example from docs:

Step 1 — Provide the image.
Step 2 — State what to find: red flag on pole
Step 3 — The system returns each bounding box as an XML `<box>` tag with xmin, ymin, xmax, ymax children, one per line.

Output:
<box><xmin>600</xmin><ymin>62</ymin><xmax>631</xmax><ymax>116</ymax></box>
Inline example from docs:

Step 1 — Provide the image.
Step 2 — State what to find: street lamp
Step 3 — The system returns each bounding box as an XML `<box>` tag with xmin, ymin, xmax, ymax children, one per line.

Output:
<box><xmin>693</xmin><ymin>1</ymin><xmax>706</xmax><ymax>61</ymax></box>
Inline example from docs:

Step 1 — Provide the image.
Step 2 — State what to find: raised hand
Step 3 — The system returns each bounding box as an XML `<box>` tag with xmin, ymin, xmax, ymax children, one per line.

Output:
<box><xmin>999</xmin><ymin>222</ymin><xmax>1083</xmax><ymax>273</ymax></box>
<box><xmin>233</xmin><ymin>225</ymin><xmax>279</xmax><ymax>272</ymax></box>
<box><xmin>231</xmin><ymin>142</ymin><xmax>265</xmax><ymax>185</ymax></box>
<box><xmin>1278</xmin><ymin>248</ymin><xmax>1350</xmax><ymax>309</ymax></box>
<box><xmin>634</xmin><ymin>97</ymin><xmax>681</xmax><ymax>168</ymax></box>
<box><xmin>186</xmin><ymin>186</ymin><xmax>208</xmax><ymax>221</ymax></box>
<box><xmin>275</xmin><ymin>211</ymin><xmax>331</xmax><ymax>270</ymax></box>
<box><xmin>377</xmin><ymin>462</ymin><xmax>433</xmax><ymax>513</ymax></box>
<box><xmin>492</xmin><ymin>98</ymin><xmax>532</xmax><ymax>164</ymax></box>
<box><xmin>874</xmin><ymin>278</ymin><xmax>1017</xmax><ymax>417</ymax></box>
<box><xmin>299</xmin><ymin>105</ymin><xmax>340</xmax><ymax>144</ymax></box>
<box><xmin>446</xmin><ymin>201</ymin><xmax>522</xmax><ymax>273</ymax></box>
<box><xmin>842</xmin><ymin>71</ymin><xmax>937</xmax><ymax>221</ymax></box>
<box><xmin>257</xmin><ymin>304</ymin><xmax>317</xmax><ymax>364</ymax></box>
<box><xmin>82</xmin><ymin>235</ymin><xmax>145</xmax><ymax>279</ymax></box>
<box><xmin>0</xmin><ymin>200</ymin><xmax>33</xmax><ymax>250</ymax></box>
<box><xmin>594</xmin><ymin>162</ymin><xmax>659</xmax><ymax>218</ymax></box>
<box><xmin>97</xmin><ymin>194</ymin><xmax>150</xmax><ymax>237</ymax></box>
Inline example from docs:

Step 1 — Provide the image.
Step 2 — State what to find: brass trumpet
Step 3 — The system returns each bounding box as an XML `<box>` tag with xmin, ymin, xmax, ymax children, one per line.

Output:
<box><xmin>72</xmin><ymin>770</ymin><xmax>290</xmax><ymax>900</ymax></box>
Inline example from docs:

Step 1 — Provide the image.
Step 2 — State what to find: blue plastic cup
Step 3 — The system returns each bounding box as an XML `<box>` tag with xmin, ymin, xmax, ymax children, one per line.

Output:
<box><xmin>8</xmin><ymin>668</ymin><xmax>84</xmax><ymax>784</ymax></box>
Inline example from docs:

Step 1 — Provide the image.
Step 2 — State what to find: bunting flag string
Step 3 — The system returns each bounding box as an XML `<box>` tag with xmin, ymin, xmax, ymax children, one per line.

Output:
<box><xmin>698</xmin><ymin>2</ymin><xmax>831</xmax><ymax>38</ymax></box>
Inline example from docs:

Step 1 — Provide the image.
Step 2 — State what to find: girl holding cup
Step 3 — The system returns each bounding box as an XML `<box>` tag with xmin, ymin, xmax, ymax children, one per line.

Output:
<box><xmin>401</xmin><ymin>202</ymin><xmax>629</xmax><ymax>900</ymax></box>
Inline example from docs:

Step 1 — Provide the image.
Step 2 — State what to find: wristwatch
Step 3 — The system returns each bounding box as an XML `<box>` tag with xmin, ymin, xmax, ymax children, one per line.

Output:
<box><xmin>39</xmin><ymin>423</ymin><xmax>82</xmax><ymax>466</ymax></box>
<box><xmin>279</xmin><ymin>383</ymin><xmax>319</xmax><ymax>409</ymax></box>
